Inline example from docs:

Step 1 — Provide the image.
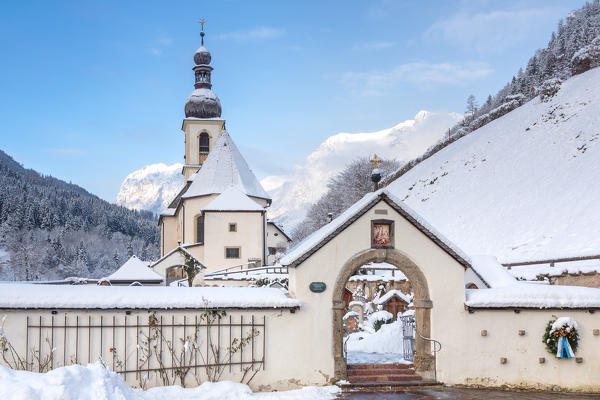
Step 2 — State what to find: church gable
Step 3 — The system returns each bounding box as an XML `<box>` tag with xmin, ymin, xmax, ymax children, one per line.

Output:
<box><xmin>281</xmin><ymin>189</ymin><xmax>472</xmax><ymax>270</ymax></box>
<box><xmin>182</xmin><ymin>131</ymin><xmax>271</xmax><ymax>202</ymax></box>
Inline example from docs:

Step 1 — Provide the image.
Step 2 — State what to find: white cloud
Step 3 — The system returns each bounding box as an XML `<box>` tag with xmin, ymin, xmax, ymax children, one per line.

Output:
<box><xmin>339</xmin><ymin>61</ymin><xmax>493</xmax><ymax>95</ymax></box>
<box><xmin>217</xmin><ymin>26</ymin><xmax>284</xmax><ymax>42</ymax></box>
<box><xmin>425</xmin><ymin>7</ymin><xmax>566</xmax><ymax>53</ymax></box>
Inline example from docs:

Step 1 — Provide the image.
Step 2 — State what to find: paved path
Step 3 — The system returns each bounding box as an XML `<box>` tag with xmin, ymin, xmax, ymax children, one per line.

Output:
<box><xmin>337</xmin><ymin>387</ymin><xmax>600</xmax><ymax>399</ymax></box>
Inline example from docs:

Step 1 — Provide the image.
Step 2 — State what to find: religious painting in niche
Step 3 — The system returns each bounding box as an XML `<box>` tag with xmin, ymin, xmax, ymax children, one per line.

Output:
<box><xmin>371</xmin><ymin>220</ymin><xmax>393</xmax><ymax>248</ymax></box>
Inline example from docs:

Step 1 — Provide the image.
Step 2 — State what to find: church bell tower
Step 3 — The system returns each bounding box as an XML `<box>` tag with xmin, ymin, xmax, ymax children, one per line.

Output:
<box><xmin>181</xmin><ymin>21</ymin><xmax>225</xmax><ymax>181</ymax></box>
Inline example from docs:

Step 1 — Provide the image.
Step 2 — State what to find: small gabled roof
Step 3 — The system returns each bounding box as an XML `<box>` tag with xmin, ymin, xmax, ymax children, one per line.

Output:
<box><xmin>106</xmin><ymin>256</ymin><xmax>163</xmax><ymax>283</ymax></box>
<box><xmin>182</xmin><ymin>131</ymin><xmax>271</xmax><ymax>202</ymax></box>
<box><xmin>203</xmin><ymin>186</ymin><xmax>265</xmax><ymax>212</ymax></box>
<box><xmin>280</xmin><ymin>189</ymin><xmax>471</xmax><ymax>269</ymax></box>
<box><xmin>267</xmin><ymin>220</ymin><xmax>292</xmax><ymax>242</ymax></box>
<box><xmin>151</xmin><ymin>246</ymin><xmax>207</xmax><ymax>269</ymax></box>
<box><xmin>374</xmin><ymin>290</ymin><xmax>412</xmax><ymax>305</ymax></box>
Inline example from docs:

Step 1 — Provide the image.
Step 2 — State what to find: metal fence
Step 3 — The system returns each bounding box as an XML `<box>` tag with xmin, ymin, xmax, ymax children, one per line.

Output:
<box><xmin>400</xmin><ymin>315</ymin><xmax>415</xmax><ymax>362</ymax></box>
<box><xmin>23</xmin><ymin>312</ymin><xmax>265</xmax><ymax>384</ymax></box>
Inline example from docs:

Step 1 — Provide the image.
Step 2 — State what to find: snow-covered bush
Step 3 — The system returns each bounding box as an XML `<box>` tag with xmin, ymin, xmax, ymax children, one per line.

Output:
<box><xmin>539</xmin><ymin>78</ymin><xmax>562</xmax><ymax>102</ymax></box>
<box><xmin>366</xmin><ymin>310</ymin><xmax>393</xmax><ymax>332</ymax></box>
<box><xmin>571</xmin><ymin>36</ymin><xmax>600</xmax><ymax>75</ymax></box>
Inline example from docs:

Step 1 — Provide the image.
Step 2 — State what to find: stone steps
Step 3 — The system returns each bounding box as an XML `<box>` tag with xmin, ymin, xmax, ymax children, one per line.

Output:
<box><xmin>346</xmin><ymin>363</ymin><xmax>423</xmax><ymax>385</ymax></box>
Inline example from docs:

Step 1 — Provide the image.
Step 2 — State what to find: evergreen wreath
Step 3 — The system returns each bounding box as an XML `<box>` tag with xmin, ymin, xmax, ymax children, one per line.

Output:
<box><xmin>543</xmin><ymin>317</ymin><xmax>579</xmax><ymax>356</ymax></box>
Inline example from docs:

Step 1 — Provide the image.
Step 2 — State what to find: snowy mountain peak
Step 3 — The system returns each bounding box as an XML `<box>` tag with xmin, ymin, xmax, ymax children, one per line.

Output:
<box><xmin>265</xmin><ymin>110</ymin><xmax>461</xmax><ymax>231</ymax></box>
<box><xmin>116</xmin><ymin>163</ymin><xmax>184</xmax><ymax>215</ymax></box>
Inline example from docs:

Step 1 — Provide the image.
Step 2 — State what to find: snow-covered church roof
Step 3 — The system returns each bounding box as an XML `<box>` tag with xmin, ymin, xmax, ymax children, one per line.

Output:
<box><xmin>182</xmin><ymin>131</ymin><xmax>271</xmax><ymax>201</ymax></box>
<box><xmin>281</xmin><ymin>189</ymin><xmax>471</xmax><ymax>268</ymax></box>
<box><xmin>203</xmin><ymin>186</ymin><xmax>265</xmax><ymax>212</ymax></box>
<box><xmin>105</xmin><ymin>256</ymin><xmax>163</xmax><ymax>283</ymax></box>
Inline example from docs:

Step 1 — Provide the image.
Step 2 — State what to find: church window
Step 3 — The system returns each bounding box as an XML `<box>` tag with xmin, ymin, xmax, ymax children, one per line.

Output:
<box><xmin>196</xmin><ymin>215</ymin><xmax>204</xmax><ymax>243</ymax></box>
<box><xmin>199</xmin><ymin>132</ymin><xmax>209</xmax><ymax>154</ymax></box>
<box><xmin>225</xmin><ymin>247</ymin><xmax>240</xmax><ymax>259</ymax></box>
<box><xmin>229</xmin><ymin>223</ymin><xmax>237</xmax><ymax>232</ymax></box>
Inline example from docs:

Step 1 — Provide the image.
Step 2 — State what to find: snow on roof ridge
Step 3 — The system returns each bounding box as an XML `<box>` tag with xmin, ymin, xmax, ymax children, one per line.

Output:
<box><xmin>183</xmin><ymin>131</ymin><xmax>271</xmax><ymax>200</ymax></box>
<box><xmin>466</xmin><ymin>282</ymin><xmax>600</xmax><ymax>309</ymax></box>
<box><xmin>374</xmin><ymin>289</ymin><xmax>412</xmax><ymax>305</ymax></box>
<box><xmin>281</xmin><ymin>188</ymin><xmax>471</xmax><ymax>267</ymax></box>
<box><xmin>106</xmin><ymin>255</ymin><xmax>163</xmax><ymax>282</ymax></box>
<box><xmin>469</xmin><ymin>255</ymin><xmax>517</xmax><ymax>288</ymax></box>
<box><xmin>203</xmin><ymin>186</ymin><xmax>265</xmax><ymax>212</ymax></box>
<box><xmin>0</xmin><ymin>284</ymin><xmax>300</xmax><ymax>310</ymax></box>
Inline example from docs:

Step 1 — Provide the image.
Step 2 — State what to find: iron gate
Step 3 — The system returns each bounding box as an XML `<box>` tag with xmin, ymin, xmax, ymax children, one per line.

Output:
<box><xmin>400</xmin><ymin>315</ymin><xmax>415</xmax><ymax>362</ymax></box>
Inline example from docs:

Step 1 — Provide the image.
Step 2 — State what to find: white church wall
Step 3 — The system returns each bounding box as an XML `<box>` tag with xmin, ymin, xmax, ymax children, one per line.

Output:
<box><xmin>203</xmin><ymin>211</ymin><xmax>265</xmax><ymax>272</ymax></box>
<box><xmin>266</xmin><ymin>223</ymin><xmax>290</xmax><ymax>265</ymax></box>
<box><xmin>180</xmin><ymin>195</ymin><xmax>218</xmax><ymax>244</ymax></box>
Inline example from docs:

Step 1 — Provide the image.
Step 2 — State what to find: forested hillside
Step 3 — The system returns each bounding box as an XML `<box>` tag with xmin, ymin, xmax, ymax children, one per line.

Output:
<box><xmin>0</xmin><ymin>150</ymin><xmax>159</xmax><ymax>281</ymax></box>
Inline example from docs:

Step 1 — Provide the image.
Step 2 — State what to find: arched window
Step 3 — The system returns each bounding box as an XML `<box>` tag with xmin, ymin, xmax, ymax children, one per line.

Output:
<box><xmin>196</xmin><ymin>215</ymin><xmax>204</xmax><ymax>243</ymax></box>
<box><xmin>199</xmin><ymin>132</ymin><xmax>209</xmax><ymax>154</ymax></box>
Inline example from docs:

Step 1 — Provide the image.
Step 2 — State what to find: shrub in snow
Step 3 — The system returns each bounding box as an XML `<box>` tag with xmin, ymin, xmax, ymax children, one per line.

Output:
<box><xmin>366</xmin><ymin>310</ymin><xmax>393</xmax><ymax>332</ymax></box>
<box><xmin>571</xmin><ymin>36</ymin><xmax>600</xmax><ymax>76</ymax></box>
<box><xmin>488</xmin><ymin>100</ymin><xmax>521</xmax><ymax>120</ymax></box>
<box><xmin>539</xmin><ymin>78</ymin><xmax>562</xmax><ymax>102</ymax></box>
<box><xmin>469</xmin><ymin>113</ymin><xmax>492</xmax><ymax>131</ymax></box>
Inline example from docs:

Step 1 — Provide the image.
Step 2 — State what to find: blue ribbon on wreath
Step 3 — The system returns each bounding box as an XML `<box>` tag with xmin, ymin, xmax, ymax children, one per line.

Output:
<box><xmin>556</xmin><ymin>335</ymin><xmax>575</xmax><ymax>358</ymax></box>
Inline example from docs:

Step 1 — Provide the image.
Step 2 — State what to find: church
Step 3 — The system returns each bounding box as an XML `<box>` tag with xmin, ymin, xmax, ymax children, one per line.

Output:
<box><xmin>153</xmin><ymin>28</ymin><xmax>290</xmax><ymax>284</ymax></box>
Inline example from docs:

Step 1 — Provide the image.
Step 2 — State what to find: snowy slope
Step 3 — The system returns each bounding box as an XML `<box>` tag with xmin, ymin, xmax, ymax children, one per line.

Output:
<box><xmin>265</xmin><ymin>111</ymin><xmax>461</xmax><ymax>231</ymax></box>
<box><xmin>116</xmin><ymin>163</ymin><xmax>184</xmax><ymax>215</ymax></box>
<box><xmin>387</xmin><ymin>67</ymin><xmax>600</xmax><ymax>263</ymax></box>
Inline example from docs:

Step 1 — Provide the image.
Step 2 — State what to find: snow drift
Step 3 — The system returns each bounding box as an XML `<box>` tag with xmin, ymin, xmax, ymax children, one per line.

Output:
<box><xmin>0</xmin><ymin>362</ymin><xmax>340</xmax><ymax>400</ymax></box>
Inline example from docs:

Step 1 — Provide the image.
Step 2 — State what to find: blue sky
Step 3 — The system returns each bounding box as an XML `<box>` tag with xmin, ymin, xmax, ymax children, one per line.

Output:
<box><xmin>0</xmin><ymin>0</ymin><xmax>583</xmax><ymax>201</ymax></box>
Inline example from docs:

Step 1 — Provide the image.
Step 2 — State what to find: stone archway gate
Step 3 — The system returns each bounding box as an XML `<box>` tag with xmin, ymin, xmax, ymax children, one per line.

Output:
<box><xmin>281</xmin><ymin>190</ymin><xmax>474</xmax><ymax>383</ymax></box>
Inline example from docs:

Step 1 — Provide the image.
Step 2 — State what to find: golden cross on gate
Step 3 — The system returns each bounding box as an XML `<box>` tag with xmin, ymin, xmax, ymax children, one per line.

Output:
<box><xmin>370</xmin><ymin>154</ymin><xmax>381</xmax><ymax>169</ymax></box>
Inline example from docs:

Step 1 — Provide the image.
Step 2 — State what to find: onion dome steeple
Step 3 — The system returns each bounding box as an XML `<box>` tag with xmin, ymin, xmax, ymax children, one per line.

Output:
<box><xmin>185</xmin><ymin>20</ymin><xmax>222</xmax><ymax>119</ymax></box>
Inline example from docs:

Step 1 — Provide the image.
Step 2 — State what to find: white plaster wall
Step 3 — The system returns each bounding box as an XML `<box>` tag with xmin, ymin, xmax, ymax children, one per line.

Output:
<box><xmin>0</xmin><ymin>308</ymin><xmax>327</xmax><ymax>391</ymax></box>
<box><xmin>203</xmin><ymin>211</ymin><xmax>265</xmax><ymax>272</ymax></box>
<box><xmin>443</xmin><ymin>309</ymin><xmax>600</xmax><ymax>391</ymax></box>
<box><xmin>266</xmin><ymin>224</ymin><xmax>289</xmax><ymax>265</ymax></box>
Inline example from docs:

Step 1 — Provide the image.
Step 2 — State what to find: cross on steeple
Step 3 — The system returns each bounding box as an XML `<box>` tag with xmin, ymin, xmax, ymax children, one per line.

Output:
<box><xmin>370</xmin><ymin>154</ymin><xmax>381</xmax><ymax>169</ymax></box>
<box><xmin>199</xmin><ymin>19</ymin><xmax>206</xmax><ymax>45</ymax></box>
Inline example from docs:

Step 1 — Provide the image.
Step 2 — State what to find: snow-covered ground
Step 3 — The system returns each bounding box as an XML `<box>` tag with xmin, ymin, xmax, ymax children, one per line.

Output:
<box><xmin>346</xmin><ymin>320</ymin><xmax>409</xmax><ymax>365</ymax></box>
<box><xmin>0</xmin><ymin>363</ymin><xmax>340</xmax><ymax>400</ymax></box>
<box><xmin>116</xmin><ymin>163</ymin><xmax>184</xmax><ymax>215</ymax></box>
<box><xmin>387</xmin><ymin>67</ymin><xmax>600</xmax><ymax>263</ymax></box>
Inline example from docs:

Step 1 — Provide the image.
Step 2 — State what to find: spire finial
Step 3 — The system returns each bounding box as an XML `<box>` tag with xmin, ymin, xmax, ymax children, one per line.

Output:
<box><xmin>199</xmin><ymin>19</ymin><xmax>206</xmax><ymax>46</ymax></box>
